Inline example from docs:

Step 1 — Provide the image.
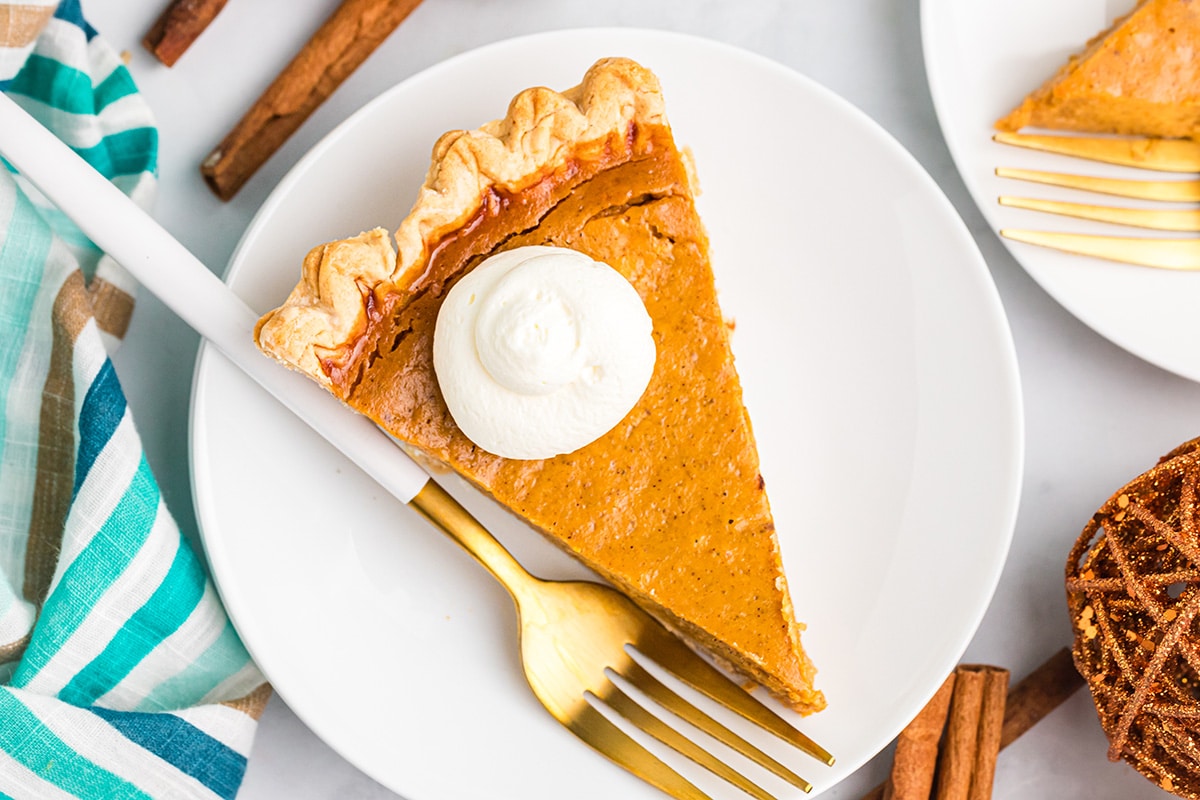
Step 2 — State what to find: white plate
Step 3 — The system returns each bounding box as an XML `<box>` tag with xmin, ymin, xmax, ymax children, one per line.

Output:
<box><xmin>921</xmin><ymin>0</ymin><xmax>1200</xmax><ymax>382</ymax></box>
<box><xmin>190</xmin><ymin>29</ymin><xmax>1022</xmax><ymax>800</ymax></box>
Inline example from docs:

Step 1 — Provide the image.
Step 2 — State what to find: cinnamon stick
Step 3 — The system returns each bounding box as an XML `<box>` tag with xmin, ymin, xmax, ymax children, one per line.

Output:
<box><xmin>882</xmin><ymin>673</ymin><xmax>957</xmax><ymax>800</ymax></box>
<box><xmin>931</xmin><ymin>667</ymin><xmax>986</xmax><ymax>800</ymax></box>
<box><xmin>967</xmin><ymin>670</ymin><xmax>1007</xmax><ymax>800</ymax></box>
<box><xmin>200</xmin><ymin>0</ymin><xmax>425</xmax><ymax>200</ymax></box>
<box><xmin>143</xmin><ymin>0</ymin><xmax>229</xmax><ymax>67</ymax></box>
<box><xmin>860</xmin><ymin>648</ymin><xmax>1084</xmax><ymax>800</ymax></box>
<box><xmin>932</xmin><ymin>665</ymin><xmax>1007</xmax><ymax>800</ymax></box>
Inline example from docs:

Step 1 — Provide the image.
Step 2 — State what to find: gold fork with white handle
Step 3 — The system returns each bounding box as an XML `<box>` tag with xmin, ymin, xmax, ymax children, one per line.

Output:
<box><xmin>413</xmin><ymin>483</ymin><xmax>831</xmax><ymax>799</ymax></box>
<box><xmin>994</xmin><ymin>131</ymin><xmax>1200</xmax><ymax>269</ymax></box>
<box><xmin>0</xmin><ymin>95</ymin><xmax>832</xmax><ymax>799</ymax></box>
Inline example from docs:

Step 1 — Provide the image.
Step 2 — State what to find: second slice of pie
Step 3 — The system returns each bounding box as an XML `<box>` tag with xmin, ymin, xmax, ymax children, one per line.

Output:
<box><xmin>255</xmin><ymin>57</ymin><xmax>825</xmax><ymax>714</ymax></box>
<box><xmin>996</xmin><ymin>0</ymin><xmax>1200</xmax><ymax>138</ymax></box>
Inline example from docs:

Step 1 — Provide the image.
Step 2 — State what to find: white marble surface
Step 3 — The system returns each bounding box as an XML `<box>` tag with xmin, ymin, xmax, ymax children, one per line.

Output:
<box><xmin>85</xmin><ymin>1</ymin><xmax>1199</xmax><ymax>798</ymax></box>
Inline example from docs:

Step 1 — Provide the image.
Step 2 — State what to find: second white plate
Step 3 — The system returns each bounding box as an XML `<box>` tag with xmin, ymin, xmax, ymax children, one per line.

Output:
<box><xmin>190</xmin><ymin>29</ymin><xmax>1023</xmax><ymax>799</ymax></box>
<box><xmin>922</xmin><ymin>0</ymin><xmax>1200</xmax><ymax>382</ymax></box>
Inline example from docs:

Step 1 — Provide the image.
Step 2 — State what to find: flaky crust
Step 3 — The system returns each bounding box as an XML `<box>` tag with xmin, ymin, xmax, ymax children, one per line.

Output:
<box><xmin>255</xmin><ymin>57</ymin><xmax>667</xmax><ymax>386</ymax></box>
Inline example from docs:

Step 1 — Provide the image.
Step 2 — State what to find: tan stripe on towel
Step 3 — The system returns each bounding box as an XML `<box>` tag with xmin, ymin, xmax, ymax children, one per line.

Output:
<box><xmin>221</xmin><ymin>682</ymin><xmax>273</xmax><ymax>720</ymax></box>
<box><xmin>88</xmin><ymin>276</ymin><xmax>135</xmax><ymax>340</ymax></box>
<box><xmin>0</xmin><ymin>632</ymin><xmax>31</xmax><ymax>665</ymax></box>
<box><xmin>24</xmin><ymin>271</ymin><xmax>92</xmax><ymax>604</ymax></box>
<box><xmin>0</xmin><ymin>4</ymin><xmax>55</xmax><ymax>48</ymax></box>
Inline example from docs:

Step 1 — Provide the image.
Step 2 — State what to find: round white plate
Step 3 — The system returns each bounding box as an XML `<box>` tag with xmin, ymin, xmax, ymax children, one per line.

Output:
<box><xmin>921</xmin><ymin>0</ymin><xmax>1200</xmax><ymax>382</ymax></box>
<box><xmin>190</xmin><ymin>29</ymin><xmax>1023</xmax><ymax>800</ymax></box>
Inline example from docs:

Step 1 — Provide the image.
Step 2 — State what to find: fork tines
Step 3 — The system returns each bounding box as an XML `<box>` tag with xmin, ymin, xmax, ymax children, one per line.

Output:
<box><xmin>633</xmin><ymin>627</ymin><xmax>833</xmax><ymax>768</ymax></box>
<box><xmin>995</xmin><ymin>167</ymin><xmax>1200</xmax><ymax>203</ymax></box>
<box><xmin>994</xmin><ymin>131</ymin><xmax>1200</xmax><ymax>172</ymax></box>
<box><xmin>996</xmin><ymin>231</ymin><xmax>1200</xmax><ymax>271</ymax></box>
<box><xmin>596</xmin><ymin>681</ymin><xmax>793</xmax><ymax>800</ymax></box>
<box><xmin>998</xmin><ymin>195</ymin><xmax>1200</xmax><ymax>232</ymax></box>
<box><xmin>609</xmin><ymin>660</ymin><xmax>814</xmax><ymax>793</ymax></box>
<box><xmin>994</xmin><ymin>132</ymin><xmax>1200</xmax><ymax>269</ymax></box>
<box><xmin>583</xmin><ymin>621</ymin><xmax>832</xmax><ymax>799</ymax></box>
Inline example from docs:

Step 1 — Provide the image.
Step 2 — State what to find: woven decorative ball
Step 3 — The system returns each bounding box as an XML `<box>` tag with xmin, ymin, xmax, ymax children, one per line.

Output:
<box><xmin>1066</xmin><ymin>437</ymin><xmax>1200</xmax><ymax>798</ymax></box>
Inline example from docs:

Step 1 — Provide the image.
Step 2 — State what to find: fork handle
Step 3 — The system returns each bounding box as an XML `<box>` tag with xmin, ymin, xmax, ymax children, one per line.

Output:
<box><xmin>0</xmin><ymin>92</ymin><xmax>432</xmax><ymax>505</ymax></box>
<box><xmin>408</xmin><ymin>480</ymin><xmax>536</xmax><ymax>595</ymax></box>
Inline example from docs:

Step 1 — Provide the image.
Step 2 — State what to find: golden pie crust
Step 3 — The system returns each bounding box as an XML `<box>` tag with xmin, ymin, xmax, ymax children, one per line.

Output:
<box><xmin>256</xmin><ymin>57</ymin><xmax>825</xmax><ymax>714</ymax></box>
<box><xmin>996</xmin><ymin>0</ymin><xmax>1200</xmax><ymax>138</ymax></box>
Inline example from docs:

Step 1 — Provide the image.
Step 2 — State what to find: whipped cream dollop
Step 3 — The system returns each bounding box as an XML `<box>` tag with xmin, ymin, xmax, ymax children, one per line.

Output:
<box><xmin>433</xmin><ymin>245</ymin><xmax>656</xmax><ymax>460</ymax></box>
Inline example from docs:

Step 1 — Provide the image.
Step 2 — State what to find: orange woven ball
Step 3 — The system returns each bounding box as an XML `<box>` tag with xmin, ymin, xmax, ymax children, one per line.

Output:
<box><xmin>1066</xmin><ymin>437</ymin><xmax>1200</xmax><ymax>798</ymax></box>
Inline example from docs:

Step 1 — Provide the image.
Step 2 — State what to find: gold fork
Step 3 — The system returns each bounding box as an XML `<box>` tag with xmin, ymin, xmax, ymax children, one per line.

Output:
<box><xmin>993</xmin><ymin>131</ymin><xmax>1200</xmax><ymax>269</ymax></box>
<box><xmin>411</xmin><ymin>480</ymin><xmax>832</xmax><ymax>800</ymax></box>
<box><xmin>0</xmin><ymin>93</ymin><xmax>833</xmax><ymax>800</ymax></box>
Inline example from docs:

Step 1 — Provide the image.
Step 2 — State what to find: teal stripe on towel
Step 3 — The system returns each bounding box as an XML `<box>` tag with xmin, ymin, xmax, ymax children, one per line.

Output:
<box><xmin>93</xmin><ymin>66</ymin><xmax>138</xmax><ymax>112</ymax></box>
<box><xmin>13</xmin><ymin>457</ymin><xmax>159</xmax><ymax>688</ymax></box>
<box><xmin>91</xmin><ymin>706</ymin><xmax>246</xmax><ymax>800</ymax></box>
<box><xmin>58</xmin><ymin>539</ymin><xmax>207</xmax><ymax>706</ymax></box>
<box><xmin>73</xmin><ymin>358</ymin><xmax>126</xmax><ymax>496</ymax></box>
<box><xmin>54</xmin><ymin>0</ymin><xmax>97</xmax><ymax>40</ymax></box>
<box><xmin>0</xmin><ymin>690</ymin><xmax>151</xmax><ymax>800</ymax></box>
<box><xmin>74</xmin><ymin>128</ymin><xmax>157</xmax><ymax>181</ymax></box>
<box><xmin>6</xmin><ymin>54</ymin><xmax>94</xmax><ymax>116</ymax></box>
<box><xmin>7</xmin><ymin>43</ymin><xmax>133</xmax><ymax>114</ymax></box>
<box><xmin>138</xmin><ymin>619</ymin><xmax>252</xmax><ymax>712</ymax></box>
<box><xmin>6</xmin><ymin>54</ymin><xmax>157</xmax><ymax>178</ymax></box>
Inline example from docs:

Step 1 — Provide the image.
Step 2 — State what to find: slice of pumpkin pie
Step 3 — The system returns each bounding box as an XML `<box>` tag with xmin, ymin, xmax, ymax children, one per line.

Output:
<box><xmin>255</xmin><ymin>57</ymin><xmax>825</xmax><ymax>714</ymax></box>
<box><xmin>996</xmin><ymin>0</ymin><xmax>1200</xmax><ymax>138</ymax></box>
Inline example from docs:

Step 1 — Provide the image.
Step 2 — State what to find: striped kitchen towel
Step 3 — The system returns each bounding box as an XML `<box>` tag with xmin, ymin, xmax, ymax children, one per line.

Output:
<box><xmin>1</xmin><ymin>2</ymin><xmax>268</xmax><ymax>798</ymax></box>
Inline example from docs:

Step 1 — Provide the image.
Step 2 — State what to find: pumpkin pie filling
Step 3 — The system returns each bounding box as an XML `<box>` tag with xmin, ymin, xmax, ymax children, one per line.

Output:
<box><xmin>996</xmin><ymin>0</ymin><xmax>1200</xmax><ymax>139</ymax></box>
<box><xmin>256</xmin><ymin>58</ymin><xmax>824</xmax><ymax>714</ymax></box>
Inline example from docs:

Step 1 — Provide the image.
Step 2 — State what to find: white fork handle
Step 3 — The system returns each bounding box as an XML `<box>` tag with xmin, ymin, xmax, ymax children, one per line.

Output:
<box><xmin>0</xmin><ymin>93</ymin><xmax>431</xmax><ymax>504</ymax></box>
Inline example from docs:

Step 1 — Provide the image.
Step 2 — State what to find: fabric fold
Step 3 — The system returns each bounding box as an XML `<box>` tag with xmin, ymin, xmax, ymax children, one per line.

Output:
<box><xmin>1</xmin><ymin>3</ymin><xmax>268</xmax><ymax>798</ymax></box>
